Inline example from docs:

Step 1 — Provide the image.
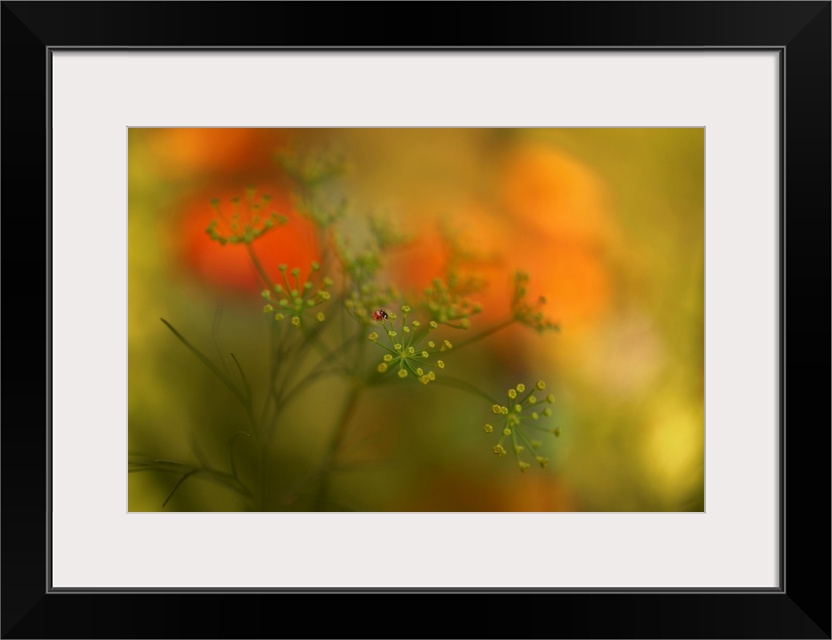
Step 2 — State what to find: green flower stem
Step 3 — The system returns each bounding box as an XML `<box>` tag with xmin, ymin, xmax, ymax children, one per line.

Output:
<box><xmin>279</xmin><ymin>268</ymin><xmax>293</xmax><ymax>293</ymax></box>
<box><xmin>130</xmin><ymin>459</ymin><xmax>253</xmax><ymax>504</ymax></box>
<box><xmin>265</xmin><ymin>325</ymin><xmax>311</xmax><ymax>424</ymax></box>
<box><xmin>246</xmin><ymin>244</ymin><xmax>275</xmax><ymax>292</ymax></box>
<box><xmin>254</xmin><ymin>444</ymin><xmax>267</xmax><ymax>511</ymax></box>
<box><xmin>258</xmin><ymin>319</ymin><xmax>285</xmax><ymax>427</ymax></box>
<box><xmin>267</xmin><ymin>357</ymin><xmax>351</xmax><ymax>438</ymax></box>
<box><xmin>263</xmin><ymin>321</ymin><xmax>356</xmax><ymax>441</ymax></box>
<box><xmin>313</xmin><ymin>381</ymin><xmax>363</xmax><ymax>511</ymax></box>
<box><xmin>299</xmin><ymin>322</ymin><xmax>353</xmax><ymax>373</ymax></box>
<box><xmin>452</xmin><ymin>318</ymin><xmax>515</xmax><ymax>350</ymax></box>
<box><xmin>516</xmin><ymin>386</ymin><xmax>537</xmax><ymax>406</ymax></box>
<box><xmin>525</xmin><ymin>423</ymin><xmax>556</xmax><ymax>434</ymax></box>
<box><xmin>510</xmin><ymin>430</ymin><xmax>521</xmax><ymax>457</ymax></box>
<box><xmin>301</xmin><ymin>355</ymin><xmax>350</xmax><ymax>389</ymax></box>
<box><xmin>516</xmin><ymin>428</ymin><xmax>541</xmax><ymax>453</ymax></box>
<box><xmin>274</xmin><ymin>367</ymin><xmax>342</xmax><ymax>419</ymax></box>
<box><xmin>307</xmin><ymin>337</ymin><xmax>369</xmax><ymax>509</ymax></box>
<box><xmin>426</xmin><ymin>375</ymin><xmax>496</xmax><ymax>404</ymax></box>
<box><xmin>228</xmin><ymin>431</ymin><xmax>251</xmax><ymax>480</ymax></box>
<box><xmin>260</xmin><ymin>319</ymin><xmax>305</xmax><ymax>434</ymax></box>
<box><xmin>263</xmin><ymin>308</ymin><xmax>360</xmax><ymax>442</ymax></box>
<box><xmin>161</xmin><ymin>318</ymin><xmax>262</xmax><ymax>441</ymax></box>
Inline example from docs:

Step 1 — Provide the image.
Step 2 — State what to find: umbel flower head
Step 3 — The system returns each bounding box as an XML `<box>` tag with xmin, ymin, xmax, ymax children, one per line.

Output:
<box><xmin>484</xmin><ymin>381</ymin><xmax>559</xmax><ymax>472</ymax></box>
<box><xmin>278</xmin><ymin>147</ymin><xmax>349</xmax><ymax>229</ymax></box>
<box><xmin>343</xmin><ymin>281</ymin><xmax>400</xmax><ymax>327</ymax></box>
<box><xmin>368</xmin><ymin>212</ymin><xmax>412</xmax><ymax>251</ymax></box>
<box><xmin>369</xmin><ymin>305</ymin><xmax>452</xmax><ymax>385</ymax></box>
<box><xmin>510</xmin><ymin>271</ymin><xmax>559</xmax><ymax>333</ymax></box>
<box><xmin>260</xmin><ymin>261</ymin><xmax>333</xmax><ymax>327</ymax></box>
<box><xmin>423</xmin><ymin>277</ymin><xmax>482</xmax><ymax>329</ymax></box>
<box><xmin>205</xmin><ymin>188</ymin><xmax>285</xmax><ymax>245</ymax></box>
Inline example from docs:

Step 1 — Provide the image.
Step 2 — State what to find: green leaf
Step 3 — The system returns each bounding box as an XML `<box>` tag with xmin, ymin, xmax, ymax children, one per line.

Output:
<box><xmin>129</xmin><ymin>456</ymin><xmax>254</xmax><ymax>504</ymax></box>
<box><xmin>162</xmin><ymin>469</ymin><xmax>198</xmax><ymax>508</ymax></box>
<box><xmin>160</xmin><ymin>318</ymin><xmax>247</xmax><ymax>406</ymax></box>
<box><xmin>229</xmin><ymin>353</ymin><xmax>252</xmax><ymax>403</ymax></box>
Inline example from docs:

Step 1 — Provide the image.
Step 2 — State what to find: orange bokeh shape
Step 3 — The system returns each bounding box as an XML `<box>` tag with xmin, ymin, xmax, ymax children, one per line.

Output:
<box><xmin>176</xmin><ymin>186</ymin><xmax>321</xmax><ymax>296</ymax></box>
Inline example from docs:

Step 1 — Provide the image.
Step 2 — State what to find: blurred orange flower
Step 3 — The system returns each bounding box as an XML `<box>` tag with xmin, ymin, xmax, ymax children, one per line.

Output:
<box><xmin>498</xmin><ymin>144</ymin><xmax>617</xmax><ymax>330</ymax></box>
<box><xmin>384</xmin><ymin>145</ymin><xmax>617</xmax><ymax>334</ymax></box>
<box><xmin>145</xmin><ymin>128</ymin><xmax>288</xmax><ymax>179</ymax></box>
<box><xmin>176</xmin><ymin>185</ymin><xmax>321</xmax><ymax>295</ymax></box>
<box><xmin>398</xmin><ymin>471</ymin><xmax>577</xmax><ymax>511</ymax></box>
<box><xmin>383</xmin><ymin>205</ymin><xmax>510</xmax><ymax>322</ymax></box>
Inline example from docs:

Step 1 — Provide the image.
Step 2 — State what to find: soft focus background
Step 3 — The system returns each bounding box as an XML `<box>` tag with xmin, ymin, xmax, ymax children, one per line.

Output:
<box><xmin>128</xmin><ymin>128</ymin><xmax>704</xmax><ymax>512</ymax></box>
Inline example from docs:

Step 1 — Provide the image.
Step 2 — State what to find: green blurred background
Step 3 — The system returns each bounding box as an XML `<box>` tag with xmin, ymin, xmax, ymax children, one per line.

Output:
<box><xmin>128</xmin><ymin>128</ymin><xmax>704</xmax><ymax>512</ymax></box>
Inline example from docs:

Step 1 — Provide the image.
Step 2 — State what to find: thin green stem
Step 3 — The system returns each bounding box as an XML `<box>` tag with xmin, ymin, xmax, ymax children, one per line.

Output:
<box><xmin>510</xmin><ymin>430</ymin><xmax>521</xmax><ymax>461</ymax></box>
<box><xmin>516</xmin><ymin>427</ymin><xmax>542</xmax><ymax>454</ymax></box>
<box><xmin>228</xmin><ymin>431</ymin><xmax>251</xmax><ymax>480</ymax></box>
<box><xmin>313</xmin><ymin>382</ymin><xmax>363</xmax><ymax>511</ymax></box>
<box><xmin>130</xmin><ymin>459</ymin><xmax>253</xmax><ymax>504</ymax></box>
<box><xmin>429</xmin><ymin>375</ymin><xmax>497</xmax><ymax>404</ymax></box>
<box><xmin>161</xmin><ymin>318</ymin><xmax>261</xmax><ymax>440</ymax></box>
<box><xmin>277</xmin><ymin>367</ymin><xmax>341</xmax><ymax>415</ymax></box>
<box><xmin>246</xmin><ymin>244</ymin><xmax>275</xmax><ymax>292</ymax></box>
<box><xmin>525</xmin><ymin>422</ymin><xmax>556</xmax><ymax>434</ymax></box>
<box><xmin>300</xmin><ymin>322</ymin><xmax>353</xmax><ymax>372</ymax></box>
<box><xmin>254</xmin><ymin>445</ymin><xmax>267</xmax><ymax>511</ymax></box>
<box><xmin>453</xmin><ymin>318</ymin><xmax>515</xmax><ymax>350</ymax></box>
<box><xmin>258</xmin><ymin>319</ymin><xmax>282</xmax><ymax>425</ymax></box>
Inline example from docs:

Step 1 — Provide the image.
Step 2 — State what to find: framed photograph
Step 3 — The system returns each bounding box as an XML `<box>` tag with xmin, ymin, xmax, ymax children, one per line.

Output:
<box><xmin>3</xmin><ymin>2</ymin><xmax>829</xmax><ymax>638</ymax></box>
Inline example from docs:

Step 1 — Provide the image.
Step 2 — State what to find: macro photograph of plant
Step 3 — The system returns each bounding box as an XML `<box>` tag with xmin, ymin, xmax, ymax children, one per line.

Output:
<box><xmin>128</xmin><ymin>128</ymin><xmax>704</xmax><ymax>512</ymax></box>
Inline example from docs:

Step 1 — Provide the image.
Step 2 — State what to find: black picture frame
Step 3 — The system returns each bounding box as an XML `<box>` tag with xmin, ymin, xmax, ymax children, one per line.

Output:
<box><xmin>2</xmin><ymin>2</ymin><xmax>829</xmax><ymax>638</ymax></box>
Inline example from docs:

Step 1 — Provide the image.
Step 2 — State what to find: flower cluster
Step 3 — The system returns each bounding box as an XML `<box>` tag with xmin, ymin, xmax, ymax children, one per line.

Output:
<box><xmin>205</xmin><ymin>189</ymin><xmax>285</xmax><ymax>245</ymax></box>
<box><xmin>510</xmin><ymin>272</ymin><xmax>559</xmax><ymax>333</ymax></box>
<box><xmin>423</xmin><ymin>277</ymin><xmax>482</xmax><ymax>329</ymax></box>
<box><xmin>368</xmin><ymin>212</ymin><xmax>412</xmax><ymax>251</ymax></box>
<box><xmin>278</xmin><ymin>148</ymin><xmax>349</xmax><ymax>228</ymax></box>
<box><xmin>343</xmin><ymin>282</ymin><xmax>399</xmax><ymax>326</ymax></box>
<box><xmin>368</xmin><ymin>306</ymin><xmax>452</xmax><ymax>385</ymax></box>
<box><xmin>278</xmin><ymin>147</ymin><xmax>348</xmax><ymax>189</ymax></box>
<box><xmin>260</xmin><ymin>262</ymin><xmax>333</xmax><ymax>327</ymax></box>
<box><xmin>485</xmin><ymin>381</ymin><xmax>559</xmax><ymax>472</ymax></box>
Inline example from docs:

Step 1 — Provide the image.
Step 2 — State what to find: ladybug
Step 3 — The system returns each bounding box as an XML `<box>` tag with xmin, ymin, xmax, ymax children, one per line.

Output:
<box><xmin>372</xmin><ymin>308</ymin><xmax>389</xmax><ymax>321</ymax></box>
